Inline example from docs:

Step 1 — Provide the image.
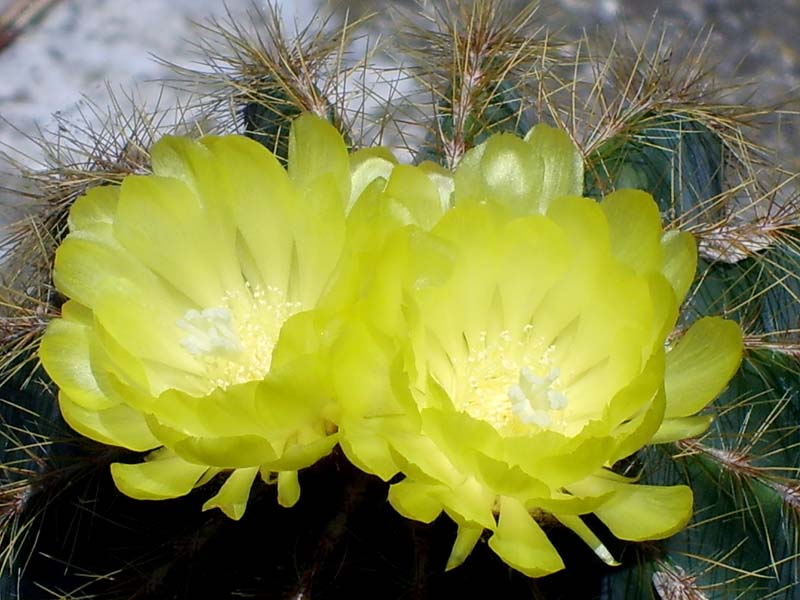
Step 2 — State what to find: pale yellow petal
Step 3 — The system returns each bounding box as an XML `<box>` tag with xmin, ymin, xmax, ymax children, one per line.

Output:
<box><xmin>288</xmin><ymin>113</ymin><xmax>350</xmax><ymax>208</ymax></box>
<box><xmin>111</xmin><ymin>448</ymin><xmax>209</xmax><ymax>500</ymax></box>
<box><xmin>556</xmin><ymin>515</ymin><xmax>620</xmax><ymax>566</ymax></box>
<box><xmin>348</xmin><ymin>146</ymin><xmax>396</xmax><ymax>211</ymax></box>
<box><xmin>487</xmin><ymin>496</ymin><xmax>565</xmax><ymax>577</ymax></box>
<box><xmin>664</xmin><ymin>317</ymin><xmax>743</xmax><ymax>418</ymax></box>
<box><xmin>389</xmin><ymin>479</ymin><xmax>446</xmax><ymax>523</ymax></box>
<box><xmin>67</xmin><ymin>186</ymin><xmax>119</xmax><ymax>239</ymax></box>
<box><xmin>202</xmin><ymin>467</ymin><xmax>259</xmax><ymax>520</ymax></box>
<box><xmin>601</xmin><ymin>189</ymin><xmax>663</xmax><ymax>276</ymax></box>
<box><xmin>277</xmin><ymin>470</ymin><xmax>301</xmax><ymax>507</ymax></box>
<box><xmin>523</xmin><ymin>123</ymin><xmax>584</xmax><ymax>212</ymax></box>
<box><xmin>661</xmin><ymin>230</ymin><xmax>698</xmax><ymax>304</ymax></box>
<box><xmin>445</xmin><ymin>522</ymin><xmax>484</xmax><ymax>571</ymax></box>
<box><xmin>569</xmin><ymin>477</ymin><xmax>693</xmax><ymax>541</ymax></box>
<box><xmin>652</xmin><ymin>415</ymin><xmax>715</xmax><ymax>443</ymax></box>
<box><xmin>59</xmin><ymin>392</ymin><xmax>159</xmax><ymax>452</ymax></box>
<box><xmin>40</xmin><ymin>316</ymin><xmax>114</xmax><ymax>410</ymax></box>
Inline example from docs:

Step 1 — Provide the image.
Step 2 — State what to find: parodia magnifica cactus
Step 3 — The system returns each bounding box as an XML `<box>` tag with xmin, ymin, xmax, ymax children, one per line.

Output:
<box><xmin>1</xmin><ymin>2</ymin><xmax>798</xmax><ymax>598</ymax></box>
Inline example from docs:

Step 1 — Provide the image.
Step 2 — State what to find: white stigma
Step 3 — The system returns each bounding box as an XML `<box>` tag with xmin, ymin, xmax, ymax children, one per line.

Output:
<box><xmin>177</xmin><ymin>307</ymin><xmax>242</xmax><ymax>356</ymax></box>
<box><xmin>508</xmin><ymin>366</ymin><xmax>569</xmax><ymax>427</ymax></box>
<box><xmin>174</xmin><ymin>285</ymin><xmax>304</xmax><ymax>392</ymax></box>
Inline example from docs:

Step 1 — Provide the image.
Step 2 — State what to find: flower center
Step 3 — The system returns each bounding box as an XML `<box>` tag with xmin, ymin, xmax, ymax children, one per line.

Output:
<box><xmin>452</xmin><ymin>329</ymin><xmax>569</xmax><ymax>435</ymax></box>
<box><xmin>508</xmin><ymin>367</ymin><xmax>569</xmax><ymax>428</ymax></box>
<box><xmin>177</xmin><ymin>308</ymin><xmax>242</xmax><ymax>356</ymax></box>
<box><xmin>177</xmin><ymin>284</ymin><xmax>303</xmax><ymax>391</ymax></box>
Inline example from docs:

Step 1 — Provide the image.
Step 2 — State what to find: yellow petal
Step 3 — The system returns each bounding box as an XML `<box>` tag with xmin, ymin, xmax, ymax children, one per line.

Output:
<box><xmin>606</xmin><ymin>349</ymin><xmax>665</xmax><ymax>426</ymax></box>
<box><xmin>546</xmin><ymin>195</ymin><xmax>610</xmax><ymax>259</ymax></box>
<box><xmin>254</xmin><ymin>363</ymin><xmax>330</xmax><ymax>435</ymax></box>
<box><xmin>200</xmin><ymin>134</ymin><xmax>298</xmax><ymax>296</ymax></box>
<box><xmin>418</xmin><ymin>160</ymin><xmax>455</xmax><ymax>211</ymax></box>
<box><xmin>487</xmin><ymin>496</ymin><xmax>565</xmax><ymax>577</ymax></box>
<box><xmin>152</xmin><ymin>382</ymin><xmax>264</xmax><ymax>438</ymax></box>
<box><xmin>437</xmin><ymin>477</ymin><xmax>496</xmax><ymax>531</ymax></box>
<box><xmin>40</xmin><ymin>316</ymin><xmax>114</xmax><ymax>410</ymax></box>
<box><xmin>651</xmin><ymin>414</ymin><xmax>715</xmax><ymax>443</ymax></box>
<box><xmin>89</xmin><ymin>317</ymin><xmax>180</xmax><ymax>401</ymax></box>
<box><xmin>609</xmin><ymin>389</ymin><xmax>666</xmax><ymax>463</ymax></box>
<box><xmin>111</xmin><ymin>448</ymin><xmax>209</xmax><ymax>500</ymax></box>
<box><xmin>606</xmin><ymin>351</ymin><xmax>667</xmax><ymax>463</ymax></box>
<box><xmin>338</xmin><ymin>424</ymin><xmax>400</xmax><ymax>482</ymax></box>
<box><xmin>288</xmin><ymin>113</ymin><xmax>350</xmax><ymax>208</ymax></box>
<box><xmin>67</xmin><ymin>185</ymin><xmax>119</xmax><ymax>238</ymax></box>
<box><xmin>330</xmin><ymin>323</ymin><xmax>415</xmax><ymax>481</ymax></box>
<box><xmin>146</xmin><ymin>416</ymin><xmax>278</xmax><ymax>469</ymax></box>
<box><xmin>421</xmin><ymin>408</ymin><xmax>504</xmax><ymax>477</ymax></box>
<box><xmin>90</xmin><ymin>276</ymin><xmax>200</xmax><ymax>374</ymax></box>
<box><xmin>555</xmin><ymin>515</ymin><xmax>620</xmax><ymax>566</ymax></box>
<box><xmin>508</xmin><ymin>432</ymin><xmax>613</xmax><ymax>488</ymax></box>
<box><xmin>175</xmin><ymin>435</ymin><xmax>277</xmax><ymax>469</ymax></box>
<box><xmin>115</xmin><ymin>174</ymin><xmax>241</xmax><ymax>307</ymax></box>
<box><xmin>644</xmin><ymin>273</ymin><xmax>679</xmax><ymax>356</ymax></box>
<box><xmin>473</xmin><ymin>452</ymin><xmax>550</xmax><ymax>499</ymax></box>
<box><xmin>389</xmin><ymin>479</ymin><xmax>445</xmax><ymax>523</ymax></box>
<box><xmin>270</xmin><ymin>310</ymin><xmax>328</xmax><ymax>370</ymax></box>
<box><xmin>269</xmin><ymin>431</ymin><xmax>339</xmax><ymax>471</ymax></box>
<box><xmin>661</xmin><ymin>230</ymin><xmax>698</xmax><ymax>305</ymax></box>
<box><xmin>383</xmin><ymin>164</ymin><xmax>447</xmax><ymax>230</ymax></box>
<box><xmin>523</xmin><ymin>123</ymin><xmax>584</xmax><ymax>211</ymax></box>
<box><xmin>445</xmin><ymin>522</ymin><xmax>483</xmax><ymax>571</ymax></box>
<box><xmin>664</xmin><ymin>317</ymin><xmax>743</xmax><ymax>418</ymax></box>
<box><xmin>202</xmin><ymin>467</ymin><xmax>259</xmax><ymax>520</ymax></box>
<box><xmin>549</xmin><ymin>278</ymin><xmax>652</xmax><ymax>412</ymax></box>
<box><xmin>598</xmin><ymin>484</ymin><xmax>693</xmax><ymax>541</ymax></box>
<box><xmin>454</xmin><ymin>125</ymin><xmax>583</xmax><ymax>215</ymax></box>
<box><xmin>570</xmin><ymin>477</ymin><xmax>693</xmax><ymax>541</ymax></box>
<box><xmin>150</xmin><ymin>134</ymin><xmax>229</xmax><ymax>217</ymax></box>
<box><xmin>495</xmin><ymin>214</ymin><xmax>572</xmax><ymax>331</ymax></box>
<box><xmin>277</xmin><ymin>470</ymin><xmax>301</xmax><ymax>507</ymax></box>
<box><xmin>58</xmin><ymin>392</ymin><xmax>159</xmax><ymax>452</ymax></box>
<box><xmin>389</xmin><ymin>432</ymin><xmax>461</xmax><ymax>488</ymax></box>
<box><xmin>287</xmin><ymin>174</ymin><xmax>348</xmax><ymax>303</ymax></box>
<box><xmin>601</xmin><ymin>189</ymin><xmax>663</xmax><ymax>276</ymax></box>
<box><xmin>524</xmin><ymin>489</ymin><xmax>613</xmax><ymax>516</ymax></box>
<box><xmin>454</xmin><ymin>133</ymin><xmax>542</xmax><ymax>214</ymax></box>
<box><xmin>53</xmin><ymin>236</ymin><xmax>165</xmax><ymax>315</ymax></box>
<box><xmin>348</xmin><ymin>146</ymin><xmax>396</xmax><ymax>211</ymax></box>
<box><xmin>418</xmin><ymin>205</ymin><xmax>507</xmax><ymax>355</ymax></box>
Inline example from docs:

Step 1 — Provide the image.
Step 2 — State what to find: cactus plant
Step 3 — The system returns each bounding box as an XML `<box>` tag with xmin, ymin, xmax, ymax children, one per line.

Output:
<box><xmin>1</xmin><ymin>1</ymin><xmax>798</xmax><ymax>598</ymax></box>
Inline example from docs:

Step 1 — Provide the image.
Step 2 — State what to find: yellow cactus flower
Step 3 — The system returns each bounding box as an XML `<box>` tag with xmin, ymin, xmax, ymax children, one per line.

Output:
<box><xmin>332</xmin><ymin>126</ymin><xmax>743</xmax><ymax>576</ymax></box>
<box><xmin>39</xmin><ymin>114</ymin><xmax>369</xmax><ymax>518</ymax></box>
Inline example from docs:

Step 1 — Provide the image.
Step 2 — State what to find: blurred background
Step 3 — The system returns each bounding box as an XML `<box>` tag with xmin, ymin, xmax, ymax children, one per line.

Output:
<box><xmin>0</xmin><ymin>0</ymin><xmax>797</xmax><ymax>165</ymax></box>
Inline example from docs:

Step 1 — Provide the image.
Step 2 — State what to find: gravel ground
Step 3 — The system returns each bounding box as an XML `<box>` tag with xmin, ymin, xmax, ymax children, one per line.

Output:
<box><xmin>0</xmin><ymin>0</ymin><xmax>796</xmax><ymax>167</ymax></box>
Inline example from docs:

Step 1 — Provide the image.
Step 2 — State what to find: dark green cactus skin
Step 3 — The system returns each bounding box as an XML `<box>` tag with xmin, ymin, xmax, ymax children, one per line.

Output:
<box><xmin>589</xmin><ymin>114</ymin><xmax>800</xmax><ymax>599</ymax></box>
<box><xmin>585</xmin><ymin>113</ymin><xmax>725</xmax><ymax>223</ymax></box>
<box><xmin>241</xmin><ymin>82</ymin><xmax>341</xmax><ymax>163</ymax></box>
<box><xmin>242</xmin><ymin>89</ymin><xmax>305</xmax><ymax>163</ymax></box>
<box><xmin>416</xmin><ymin>78</ymin><xmax>534</xmax><ymax>165</ymax></box>
<box><xmin>0</xmin><ymin>368</ymin><xmax>85</xmax><ymax>600</ymax></box>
